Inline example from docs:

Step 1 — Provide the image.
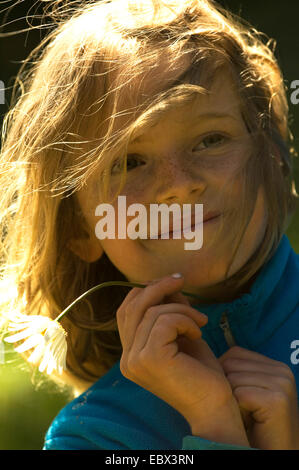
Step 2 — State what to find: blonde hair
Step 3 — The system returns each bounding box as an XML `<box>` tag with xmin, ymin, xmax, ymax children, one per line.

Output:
<box><xmin>0</xmin><ymin>0</ymin><xmax>297</xmax><ymax>394</ymax></box>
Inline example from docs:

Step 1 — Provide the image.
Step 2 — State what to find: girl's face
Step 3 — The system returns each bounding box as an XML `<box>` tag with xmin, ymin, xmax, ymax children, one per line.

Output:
<box><xmin>73</xmin><ymin>69</ymin><xmax>268</xmax><ymax>302</ymax></box>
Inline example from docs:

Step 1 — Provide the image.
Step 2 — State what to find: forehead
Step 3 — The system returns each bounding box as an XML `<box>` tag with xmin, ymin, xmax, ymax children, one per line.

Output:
<box><xmin>93</xmin><ymin>52</ymin><xmax>243</xmax><ymax>152</ymax></box>
<box><xmin>128</xmin><ymin>66</ymin><xmax>242</xmax><ymax>142</ymax></box>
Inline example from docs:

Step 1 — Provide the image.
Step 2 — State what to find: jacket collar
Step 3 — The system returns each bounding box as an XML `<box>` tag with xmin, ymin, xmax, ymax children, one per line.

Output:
<box><xmin>192</xmin><ymin>234</ymin><xmax>293</xmax><ymax>329</ymax></box>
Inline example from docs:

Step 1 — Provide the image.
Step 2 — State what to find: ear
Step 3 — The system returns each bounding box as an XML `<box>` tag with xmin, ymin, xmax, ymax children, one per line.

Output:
<box><xmin>68</xmin><ymin>231</ymin><xmax>104</xmax><ymax>263</ymax></box>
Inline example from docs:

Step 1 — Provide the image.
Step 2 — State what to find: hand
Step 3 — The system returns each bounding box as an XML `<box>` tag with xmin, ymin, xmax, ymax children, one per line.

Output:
<box><xmin>116</xmin><ymin>274</ymin><xmax>250</xmax><ymax>447</ymax></box>
<box><xmin>219</xmin><ymin>346</ymin><xmax>299</xmax><ymax>449</ymax></box>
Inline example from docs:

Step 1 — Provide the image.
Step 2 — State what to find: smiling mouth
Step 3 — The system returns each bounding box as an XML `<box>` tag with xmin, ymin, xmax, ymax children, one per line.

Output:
<box><xmin>156</xmin><ymin>213</ymin><xmax>221</xmax><ymax>240</ymax></box>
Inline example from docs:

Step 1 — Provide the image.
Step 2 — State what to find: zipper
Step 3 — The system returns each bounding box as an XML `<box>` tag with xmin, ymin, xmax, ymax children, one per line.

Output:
<box><xmin>219</xmin><ymin>311</ymin><xmax>236</xmax><ymax>347</ymax></box>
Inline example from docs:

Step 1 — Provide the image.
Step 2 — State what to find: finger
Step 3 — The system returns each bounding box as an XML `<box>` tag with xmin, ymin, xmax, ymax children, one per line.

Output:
<box><xmin>219</xmin><ymin>346</ymin><xmax>283</xmax><ymax>367</ymax></box>
<box><xmin>131</xmin><ymin>303</ymin><xmax>208</xmax><ymax>352</ymax></box>
<box><xmin>240</xmin><ymin>407</ymin><xmax>254</xmax><ymax>432</ymax></box>
<box><xmin>118</xmin><ymin>274</ymin><xmax>190</xmax><ymax>328</ymax></box>
<box><xmin>118</xmin><ymin>275</ymin><xmax>184</xmax><ymax>323</ymax></box>
<box><xmin>143</xmin><ymin>277</ymin><xmax>191</xmax><ymax>306</ymax></box>
<box><xmin>164</xmin><ymin>290</ymin><xmax>191</xmax><ymax>306</ymax></box>
<box><xmin>141</xmin><ymin>313</ymin><xmax>223</xmax><ymax>375</ymax></box>
<box><xmin>221</xmin><ymin>358</ymin><xmax>293</xmax><ymax>379</ymax></box>
<box><xmin>118</xmin><ymin>275</ymin><xmax>185</xmax><ymax>349</ymax></box>
<box><xmin>131</xmin><ymin>275</ymin><xmax>185</xmax><ymax>313</ymax></box>
<box><xmin>176</xmin><ymin>335</ymin><xmax>226</xmax><ymax>375</ymax></box>
<box><xmin>227</xmin><ymin>370</ymin><xmax>297</xmax><ymax>397</ymax></box>
<box><xmin>117</xmin><ymin>285</ymin><xmax>144</xmax><ymax>312</ymax></box>
<box><xmin>116</xmin><ymin>277</ymin><xmax>166</xmax><ymax>329</ymax></box>
<box><xmin>232</xmin><ymin>386</ymin><xmax>276</xmax><ymax>415</ymax></box>
<box><xmin>226</xmin><ymin>371</ymin><xmax>278</xmax><ymax>392</ymax></box>
<box><xmin>141</xmin><ymin>313</ymin><xmax>203</xmax><ymax>361</ymax></box>
<box><xmin>116</xmin><ymin>286</ymin><xmax>144</xmax><ymax>333</ymax></box>
<box><xmin>141</xmin><ymin>315</ymin><xmax>226</xmax><ymax>382</ymax></box>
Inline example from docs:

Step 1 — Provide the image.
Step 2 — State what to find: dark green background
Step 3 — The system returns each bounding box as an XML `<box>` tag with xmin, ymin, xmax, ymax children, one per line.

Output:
<box><xmin>0</xmin><ymin>0</ymin><xmax>298</xmax><ymax>449</ymax></box>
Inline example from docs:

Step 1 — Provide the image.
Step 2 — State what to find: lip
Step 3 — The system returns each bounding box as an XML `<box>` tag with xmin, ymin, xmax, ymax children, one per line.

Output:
<box><xmin>157</xmin><ymin>211</ymin><xmax>221</xmax><ymax>239</ymax></box>
<box><xmin>202</xmin><ymin>211</ymin><xmax>221</xmax><ymax>223</ymax></box>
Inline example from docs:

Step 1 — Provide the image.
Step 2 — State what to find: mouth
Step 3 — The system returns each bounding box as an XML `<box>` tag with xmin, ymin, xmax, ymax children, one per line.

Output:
<box><xmin>156</xmin><ymin>211</ymin><xmax>221</xmax><ymax>239</ymax></box>
<box><xmin>202</xmin><ymin>211</ymin><xmax>221</xmax><ymax>224</ymax></box>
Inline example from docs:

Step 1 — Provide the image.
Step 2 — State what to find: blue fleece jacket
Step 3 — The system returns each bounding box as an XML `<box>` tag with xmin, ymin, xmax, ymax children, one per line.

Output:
<box><xmin>43</xmin><ymin>234</ymin><xmax>299</xmax><ymax>450</ymax></box>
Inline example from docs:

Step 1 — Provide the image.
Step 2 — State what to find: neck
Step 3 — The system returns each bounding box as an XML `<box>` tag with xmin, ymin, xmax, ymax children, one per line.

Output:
<box><xmin>187</xmin><ymin>272</ymin><xmax>259</xmax><ymax>306</ymax></box>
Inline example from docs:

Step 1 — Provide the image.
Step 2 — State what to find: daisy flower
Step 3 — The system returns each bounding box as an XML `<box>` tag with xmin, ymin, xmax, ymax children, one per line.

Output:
<box><xmin>2</xmin><ymin>280</ymin><xmax>203</xmax><ymax>376</ymax></box>
<box><xmin>4</xmin><ymin>314</ymin><xmax>67</xmax><ymax>375</ymax></box>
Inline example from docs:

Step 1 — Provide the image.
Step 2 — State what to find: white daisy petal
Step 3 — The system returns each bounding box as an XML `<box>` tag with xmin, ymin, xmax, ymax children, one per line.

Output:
<box><xmin>8</xmin><ymin>318</ymin><xmax>36</xmax><ymax>330</ymax></box>
<box><xmin>45</xmin><ymin>360</ymin><xmax>53</xmax><ymax>375</ymax></box>
<box><xmin>52</xmin><ymin>334</ymin><xmax>65</xmax><ymax>355</ymax></box>
<box><xmin>14</xmin><ymin>334</ymin><xmax>44</xmax><ymax>353</ymax></box>
<box><xmin>54</xmin><ymin>340</ymin><xmax>67</xmax><ymax>374</ymax></box>
<box><xmin>44</xmin><ymin>323</ymin><xmax>64</xmax><ymax>343</ymax></box>
<box><xmin>7</xmin><ymin>323</ymin><xmax>32</xmax><ymax>332</ymax></box>
<box><xmin>47</xmin><ymin>358</ymin><xmax>56</xmax><ymax>375</ymax></box>
<box><xmin>59</xmin><ymin>354</ymin><xmax>67</xmax><ymax>374</ymax></box>
<box><xmin>38</xmin><ymin>358</ymin><xmax>46</xmax><ymax>373</ymax></box>
<box><xmin>14</xmin><ymin>314</ymin><xmax>46</xmax><ymax>324</ymax></box>
<box><xmin>39</xmin><ymin>345</ymin><xmax>52</xmax><ymax>373</ymax></box>
<box><xmin>4</xmin><ymin>328</ymin><xmax>34</xmax><ymax>343</ymax></box>
<box><xmin>50</xmin><ymin>344</ymin><xmax>61</xmax><ymax>363</ymax></box>
<box><xmin>54</xmin><ymin>337</ymin><xmax>67</xmax><ymax>359</ymax></box>
<box><xmin>28</xmin><ymin>343</ymin><xmax>45</xmax><ymax>364</ymax></box>
<box><xmin>52</xmin><ymin>348</ymin><xmax>64</xmax><ymax>372</ymax></box>
<box><xmin>5</xmin><ymin>314</ymin><xmax>67</xmax><ymax>375</ymax></box>
<box><xmin>10</xmin><ymin>314</ymin><xmax>33</xmax><ymax>323</ymax></box>
<box><xmin>9</xmin><ymin>316</ymin><xmax>50</xmax><ymax>332</ymax></box>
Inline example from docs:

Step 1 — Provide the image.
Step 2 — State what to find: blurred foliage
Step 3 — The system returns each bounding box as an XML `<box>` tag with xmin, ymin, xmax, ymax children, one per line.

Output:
<box><xmin>0</xmin><ymin>0</ymin><xmax>299</xmax><ymax>450</ymax></box>
<box><xmin>0</xmin><ymin>344</ymin><xmax>71</xmax><ymax>450</ymax></box>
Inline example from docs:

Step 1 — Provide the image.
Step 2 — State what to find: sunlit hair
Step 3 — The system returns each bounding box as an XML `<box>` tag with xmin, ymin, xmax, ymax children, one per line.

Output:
<box><xmin>0</xmin><ymin>0</ymin><xmax>297</xmax><ymax>395</ymax></box>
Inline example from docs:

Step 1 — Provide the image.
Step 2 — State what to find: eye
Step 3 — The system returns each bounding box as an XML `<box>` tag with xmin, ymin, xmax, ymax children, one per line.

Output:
<box><xmin>193</xmin><ymin>133</ymin><xmax>228</xmax><ymax>151</ymax></box>
<box><xmin>111</xmin><ymin>154</ymin><xmax>145</xmax><ymax>174</ymax></box>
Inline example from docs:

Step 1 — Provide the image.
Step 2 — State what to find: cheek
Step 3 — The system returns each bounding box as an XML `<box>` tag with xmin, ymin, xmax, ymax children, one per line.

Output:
<box><xmin>110</xmin><ymin>177</ymin><xmax>155</xmax><ymax>213</ymax></box>
<box><xmin>109</xmin><ymin>167</ymin><xmax>154</xmax><ymax>197</ymax></box>
<box><xmin>194</xmin><ymin>144</ymin><xmax>248</xmax><ymax>183</ymax></box>
<box><xmin>76</xmin><ymin>188</ymin><xmax>97</xmax><ymax>231</ymax></box>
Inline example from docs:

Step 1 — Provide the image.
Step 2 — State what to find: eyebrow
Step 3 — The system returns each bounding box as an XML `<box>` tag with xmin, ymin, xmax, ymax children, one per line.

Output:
<box><xmin>130</xmin><ymin>112</ymin><xmax>239</xmax><ymax>144</ymax></box>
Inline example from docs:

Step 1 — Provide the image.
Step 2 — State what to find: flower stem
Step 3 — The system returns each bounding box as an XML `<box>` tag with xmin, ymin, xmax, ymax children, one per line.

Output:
<box><xmin>55</xmin><ymin>281</ymin><xmax>204</xmax><ymax>323</ymax></box>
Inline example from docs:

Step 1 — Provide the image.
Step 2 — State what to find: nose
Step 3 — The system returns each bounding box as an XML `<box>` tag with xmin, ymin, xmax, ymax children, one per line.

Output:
<box><xmin>155</xmin><ymin>158</ymin><xmax>206</xmax><ymax>204</ymax></box>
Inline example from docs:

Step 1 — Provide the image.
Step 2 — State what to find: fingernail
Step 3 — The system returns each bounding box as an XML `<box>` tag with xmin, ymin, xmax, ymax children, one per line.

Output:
<box><xmin>171</xmin><ymin>273</ymin><xmax>183</xmax><ymax>278</ymax></box>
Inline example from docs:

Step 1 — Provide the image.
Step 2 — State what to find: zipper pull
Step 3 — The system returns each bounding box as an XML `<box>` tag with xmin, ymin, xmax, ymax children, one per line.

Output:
<box><xmin>219</xmin><ymin>311</ymin><xmax>236</xmax><ymax>348</ymax></box>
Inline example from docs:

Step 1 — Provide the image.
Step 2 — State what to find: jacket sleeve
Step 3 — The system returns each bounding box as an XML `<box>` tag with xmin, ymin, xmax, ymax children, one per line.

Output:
<box><xmin>43</xmin><ymin>415</ymin><xmax>254</xmax><ymax>450</ymax></box>
<box><xmin>44</xmin><ymin>433</ymin><xmax>254</xmax><ymax>451</ymax></box>
<box><xmin>44</xmin><ymin>435</ymin><xmax>100</xmax><ymax>450</ymax></box>
<box><xmin>182</xmin><ymin>435</ymin><xmax>254</xmax><ymax>450</ymax></box>
<box><xmin>43</xmin><ymin>416</ymin><xmax>133</xmax><ymax>450</ymax></box>
<box><xmin>43</xmin><ymin>407</ymin><xmax>254</xmax><ymax>450</ymax></box>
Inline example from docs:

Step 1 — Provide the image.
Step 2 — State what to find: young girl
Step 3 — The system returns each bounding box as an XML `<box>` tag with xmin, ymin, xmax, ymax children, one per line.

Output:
<box><xmin>0</xmin><ymin>0</ymin><xmax>299</xmax><ymax>450</ymax></box>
